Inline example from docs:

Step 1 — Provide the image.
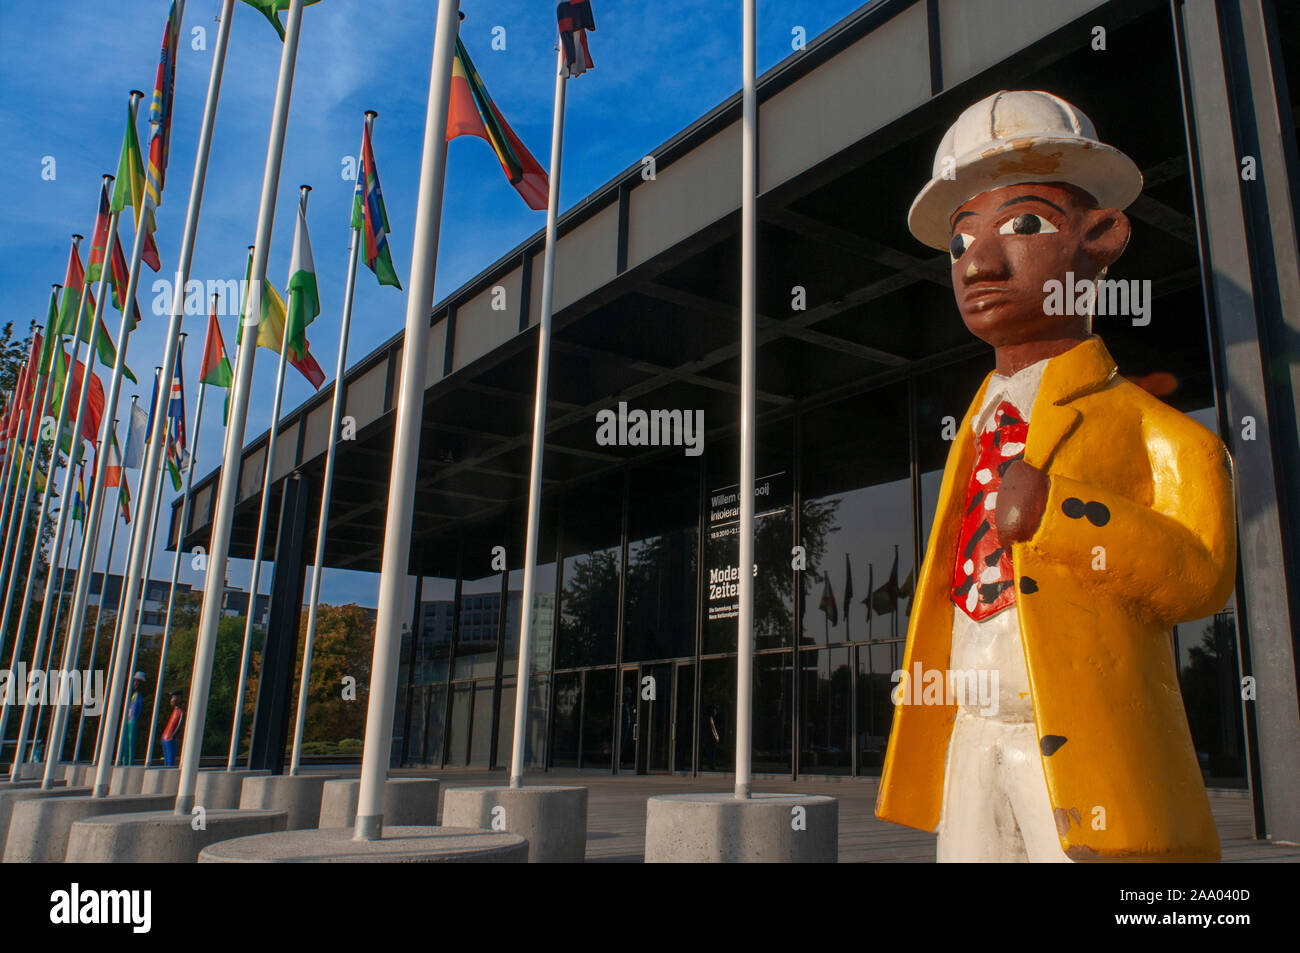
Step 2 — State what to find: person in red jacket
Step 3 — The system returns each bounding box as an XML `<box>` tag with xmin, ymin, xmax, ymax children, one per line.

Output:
<box><xmin>161</xmin><ymin>691</ymin><xmax>184</xmax><ymax>767</ymax></box>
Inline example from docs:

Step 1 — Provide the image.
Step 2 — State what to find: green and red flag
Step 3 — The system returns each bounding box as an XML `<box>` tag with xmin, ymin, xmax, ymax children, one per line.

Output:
<box><xmin>58</xmin><ymin>244</ymin><xmax>95</xmax><ymax>338</ymax></box>
<box><xmin>110</xmin><ymin>103</ymin><xmax>163</xmax><ymax>271</ymax></box>
<box><xmin>351</xmin><ymin>119</ymin><xmax>401</xmax><ymax>289</ymax></box>
<box><xmin>238</xmin><ymin>250</ymin><xmax>325</xmax><ymax>390</ymax></box>
<box><xmin>237</xmin><ymin>0</ymin><xmax>322</xmax><ymax>40</ymax></box>
<box><xmin>446</xmin><ymin>37</ymin><xmax>549</xmax><ymax>210</ymax></box>
<box><xmin>285</xmin><ymin>202</ymin><xmax>320</xmax><ymax>364</ymax></box>
<box><xmin>48</xmin><ymin>342</ymin><xmax>106</xmax><ymax>453</ymax></box>
<box><xmin>88</xmin><ymin>181</ymin><xmax>144</xmax><ymax>329</ymax></box>
<box><xmin>199</xmin><ymin>308</ymin><xmax>233</xmax><ymax>389</ymax></box>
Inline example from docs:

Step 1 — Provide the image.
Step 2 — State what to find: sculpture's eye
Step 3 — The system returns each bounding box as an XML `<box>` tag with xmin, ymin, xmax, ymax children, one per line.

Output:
<box><xmin>949</xmin><ymin>232</ymin><xmax>975</xmax><ymax>262</ymax></box>
<box><xmin>998</xmin><ymin>213</ymin><xmax>1057</xmax><ymax>236</ymax></box>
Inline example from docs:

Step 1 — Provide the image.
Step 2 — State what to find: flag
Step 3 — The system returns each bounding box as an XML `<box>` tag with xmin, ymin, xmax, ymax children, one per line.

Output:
<box><xmin>117</xmin><ymin>471</ymin><xmax>132</xmax><ymax>524</ymax></box>
<box><xmin>104</xmin><ymin>429</ymin><xmax>124</xmax><ymax>489</ymax></box>
<box><xmin>843</xmin><ymin>553</ymin><xmax>853</xmax><ymax>626</ymax></box>
<box><xmin>38</xmin><ymin>289</ymin><xmax>60</xmax><ymax>378</ymax></box>
<box><xmin>870</xmin><ymin>548</ymin><xmax>900</xmax><ymax>616</ymax></box>
<box><xmin>351</xmin><ymin>120</ymin><xmax>401</xmax><ymax>289</ymax></box>
<box><xmin>285</xmin><ymin>202</ymin><xmax>320</xmax><ymax>363</ymax></box>
<box><xmin>446</xmin><ymin>38</ymin><xmax>549</xmax><ymax>211</ymax></box>
<box><xmin>557</xmin><ymin>1</ymin><xmax>596</xmax><ymax>78</ymax></box>
<box><xmin>164</xmin><ymin>350</ymin><xmax>187</xmax><ymax>490</ymax></box>
<box><xmin>49</xmin><ymin>344</ymin><xmax>105</xmax><ymax>449</ymax></box>
<box><xmin>123</xmin><ymin>400</ymin><xmax>149</xmax><ymax>469</ymax></box>
<box><xmin>145</xmin><ymin>2</ymin><xmax>182</xmax><ymax>210</ymax></box>
<box><xmin>87</xmin><ymin>181</ymin><xmax>144</xmax><ymax>328</ymax></box>
<box><xmin>199</xmin><ymin>308</ymin><xmax>233</xmax><ymax>389</ymax></box>
<box><xmin>239</xmin><ymin>251</ymin><xmax>326</xmax><ymax>390</ymax></box>
<box><xmin>862</xmin><ymin>564</ymin><xmax>874</xmax><ymax>623</ymax></box>
<box><xmin>110</xmin><ymin>103</ymin><xmax>162</xmax><ymax>271</ymax></box>
<box><xmin>71</xmin><ymin>464</ymin><xmax>86</xmax><ymax>523</ymax></box>
<box><xmin>237</xmin><ymin>0</ymin><xmax>321</xmax><ymax>40</ymax></box>
<box><xmin>59</xmin><ymin>236</ymin><xmax>136</xmax><ymax>383</ymax></box>
<box><xmin>58</xmin><ymin>244</ymin><xmax>95</xmax><ymax>338</ymax></box>
<box><xmin>818</xmin><ymin>571</ymin><xmax>838</xmax><ymax>627</ymax></box>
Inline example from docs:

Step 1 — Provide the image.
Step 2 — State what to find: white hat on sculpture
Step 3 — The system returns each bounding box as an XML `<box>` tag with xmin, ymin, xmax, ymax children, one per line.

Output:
<box><xmin>908</xmin><ymin>89</ymin><xmax>1143</xmax><ymax>250</ymax></box>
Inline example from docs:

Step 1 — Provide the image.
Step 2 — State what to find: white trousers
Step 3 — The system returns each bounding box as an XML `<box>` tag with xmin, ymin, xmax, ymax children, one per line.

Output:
<box><xmin>936</xmin><ymin>710</ymin><xmax>1072</xmax><ymax>863</ymax></box>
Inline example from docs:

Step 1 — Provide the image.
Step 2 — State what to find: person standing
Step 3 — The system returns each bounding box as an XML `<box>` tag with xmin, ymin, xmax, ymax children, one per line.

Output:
<box><xmin>122</xmin><ymin>672</ymin><xmax>146</xmax><ymax>765</ymax></box>
<box><xmin>161</xmin><ymin>691</ymin><xmax>184</xmax><ymax>767</ymax></box>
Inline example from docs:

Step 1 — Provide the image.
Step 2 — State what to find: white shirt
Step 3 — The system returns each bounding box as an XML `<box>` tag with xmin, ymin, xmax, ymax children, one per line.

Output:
<box><xmin>948</xmin><ymin>358</ymin><xmax>1049</xmax><ymax>723</ymax></box>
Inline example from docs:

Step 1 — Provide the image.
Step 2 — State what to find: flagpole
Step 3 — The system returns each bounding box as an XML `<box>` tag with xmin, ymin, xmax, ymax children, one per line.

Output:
<box><xmin>0</xmin><ymin>304</ymin><xmax>55</xmax><ymax>659</ymax></box>
<box><xmin>146</xmin><ymin>340</ymin><xmax>204</xmax><ymax>767</ymax></box>
<box><xmin>174</xmin><ymin>0</ymin><xmax>304</xmax><ymax>815</ymax></box>
<box><xmin>228</xmin><ymin>186</ymin><xmax>309</xmax><ymax>771</ymax></box>
<box><xmin>72</xmin><ymin>418</ymin><xmax>122</xmax><ymax>764</ymax></box>
<box><xmin>734</xmin><ymin>0</ymin><xmax>758</xmax><ymax>801</ymax></box>
<box><xmin>292</xmin><ymin>116</ymin><xmax>372</xmax><ymax>775</ymax></box>
<box><xmin>5</xmin><ymin>225</ymin><xmax>102</xmax><ymax>782</ymax></box>
<box><xmin>355</xmin><ymin>0</ymin><xmax>460</xmax><ymax>840</ymax></box>
<box><xmin>115</xmin><ymin>369</ymin><xmax>168</xmax><ymax>766</ymax></box>
<box><xmin>31</xmin><ymin>510</ymin><xmax>82</xmax><ymax>761</ymax></box>
<box><xmin>91</xmin><ymin>398</ymin><xmax>142</xmax><ymax>767</ymax></box>
<box><xmin>0</xmin><ymin>377</ymin><xmax>30</xmax><ymax>596</ymax></box>
<box><xmin>508</xmin><ymin>47</ymin><xmax>567</xmax><ymax>789</ymax></box>
<box><xmin>0</xmin><ymin>340</ymin><xmax>42</xmax><ymax>606</ymax></box>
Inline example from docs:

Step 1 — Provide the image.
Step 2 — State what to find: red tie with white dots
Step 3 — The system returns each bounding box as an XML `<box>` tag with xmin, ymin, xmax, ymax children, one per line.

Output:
<box><xmin>952</xmin><ymin>400</ymin><xmax>1028</xmax><ymax>621</ymax></box>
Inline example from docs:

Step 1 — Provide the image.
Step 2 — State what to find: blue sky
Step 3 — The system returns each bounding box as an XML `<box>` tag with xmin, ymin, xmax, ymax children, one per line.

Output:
<box><xmin>0</xmin><ymin>0</ymin><xmax>870</xmax><ymax>607</ymax></box>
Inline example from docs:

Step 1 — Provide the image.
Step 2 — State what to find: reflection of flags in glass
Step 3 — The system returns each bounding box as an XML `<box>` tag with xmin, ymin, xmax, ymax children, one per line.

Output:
<box><xmin>900</xmin><ymin>569</ymin><xmax>916</xmax><ymax>617</ymax></box>
<box><xmin>843</xmin><ymin>554</ymin><xmax>853</xmax><ymax>626</ymax></box>
<box><xmin>871</xmin><ymin>547</ymin><xmax>900</xmax><ymax>616</ymax></box>
<box><xmin>863</xmin><ymin>563</ymin><xmax>874</xmax><ymax>623</ymax></box>
<box><xmin>818</xmin><ymin>571</ymin><xmax>838</xmax><ymax>627</ymax></box>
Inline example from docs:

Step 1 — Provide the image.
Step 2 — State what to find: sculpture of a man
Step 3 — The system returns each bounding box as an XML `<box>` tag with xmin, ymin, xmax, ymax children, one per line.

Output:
<box><xmin>875</xmin><ymin>90</ymin><xmax>1236</xmax><ymax>862</ymax></box>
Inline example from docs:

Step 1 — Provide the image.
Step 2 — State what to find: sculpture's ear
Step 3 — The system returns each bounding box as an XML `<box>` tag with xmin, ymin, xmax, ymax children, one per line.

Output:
<box><xmin>1082</xmin><ymin>208</ymin><xmax>1131</xmax><ymax>272</ymax></box>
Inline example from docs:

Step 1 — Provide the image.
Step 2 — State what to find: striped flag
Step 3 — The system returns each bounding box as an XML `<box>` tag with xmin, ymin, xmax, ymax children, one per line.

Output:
<box><xmin>164</xmin><ymin>350</ymin><xmax>187</xmax><ymax>490</ymax></box>
<box><xmin>145</xmin><ymin>2</ymin><xmax>182</xmax><ymax>210</ymax></box>
<box><xmin>351</xmin><ymin>120</ymin><xmax>401</xmax><ymax>289</ymax></box>
<box><xmin>557</xmin><ymin>1</ymin><xmax>596</xmax><ymax>77</ymax></box>
<box><xmin>71</xmin><ymin>463</ymin><xmax>87</xmax><ymax>523</ymax></box>
<box><xmin>117</xmin><ymin>468</ymin><xmax>132</xmax><ymax>524</ymax></box>
<box><xmin>58</xmin><ymin>244</ymin><xmax>95</xmax><ymax>339</ymax></box>
<box><xmin>49</xmin><ymin>344</ymin><xmax>105</xmax><ymax>451</ymax></box>
<box><xmin>87</xmin><ymin>181</ymin><xmax>143</xmax><ymax>329</ymax></box>
<box><xmin>446</xmin><ymin>37</ymin><xmax>549</xmax><ymax>210</ymax></box>
<box><xmin>110</xmin><ymin>103</ymin><xmax>162</xmax><ymax>271</ymax></box>
<box><xmin>104</xmin><ymin>428</ymin><xmax>125</xmax><ymax>489</ymax></box>
<box><xmin>199</xmin><ymin>308</ymin><xmax>233</xmax><ymax>389</ymax></box>
<box><xmin>239</xmin><ymin>250</ymin><xmax>325</xmax><ymax>390</ymax></box>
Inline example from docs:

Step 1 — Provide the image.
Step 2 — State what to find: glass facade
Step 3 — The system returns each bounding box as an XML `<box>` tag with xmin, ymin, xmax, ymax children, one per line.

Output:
<box><xmin>396</xmin><ymin>358</ymin><xmax>1247</xmax><ymax>783</ymax></box>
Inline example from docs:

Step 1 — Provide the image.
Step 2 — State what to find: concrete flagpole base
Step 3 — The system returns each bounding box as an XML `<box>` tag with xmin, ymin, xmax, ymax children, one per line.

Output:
<box><xmin>198</xmin><ymin>826</ymin><xmax>528</xmax><ymax>863</ymax></box>
<box><xmin>194</xmin><ymin>768</ymin><xmax>270</xmax><ymax>809</ymax></box>
<box><xmin>644</xmin><ymin>793</ymin><xmax>839</xmax><ymax>863</ymax></box>
<box><xmin>109</xmin><ymin>765</ymin><xmax>148</xmax><ymax>795</ymax></box>
<box><xmin>65</xmin><ymin>808</ymin><xmax>289</xmax><ymax>863</ymax></box>
<box><xmin>2</xmin><ymin>793</ymin><xmax>174</xmax><ymax>862</ymax></box>
<box><xmin>238</xmin><ymin>774</ymin><xmax>342</xmax><ymax>829</ymax></box>
<box><xmin>140</xmin><ymin>767</ymin><xmax>181</xmax><ymax>795</ymax></box>
<box><xmin>440</xmin><ymin>785</ymin><xmax>588</xmax><ymax>863</ymax></box>
<box><xmin>318</xmin><ymin>778</ymin><xmax>439</xmax><ymax>829</ymax></box>
<box><xmin>4</xmin><ymin>778</ymin><xmax>67</xmax><ymax>791</ymax></box>
<box><xmin>0</xmin><ymin>785</ymin><xmax>87</xmax><ymax>856</ymax></box>
<box><xmin>64</xmin><ymin>764</ymin><xmax>92</xmax><ymax>786</ymax></box>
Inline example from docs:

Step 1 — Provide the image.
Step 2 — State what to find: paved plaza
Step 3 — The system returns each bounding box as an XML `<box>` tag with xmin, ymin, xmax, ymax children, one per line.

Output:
<box><xmin>384</xmin><ymin>767</ymin><xmax>1300</xmax><ymax>863</ymax></box>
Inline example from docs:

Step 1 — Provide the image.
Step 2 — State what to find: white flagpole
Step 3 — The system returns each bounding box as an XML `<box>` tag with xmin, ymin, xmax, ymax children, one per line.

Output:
<box><xmin>5</xmin><ymin>223</ymin><xmax>103</xmax><ymax>782</ymax></box>
<box><xmin>292</xmin><ymin>115</ymin><xmax>374</xmax><ymax>774</ymax></box>
<box><xmin>0</xmin><ymin>380</ymin><xmax>31</xmax><ymax>596</ymax></box>
<box><xmin>509</xmin><ymin>47</ymin><xmax>567</xmax><ymax>789</ymax></box>
<box><xmin>174</xmin><ymin>0</ymin><xmax>305</xmax><ymax>815</ymax></box>
<box><xmin>290</xmin><ymin>115</ymin><xmax>371</xmax><ymax>776</ymax></box>
<box><xmin>228</xmin><ymin>185</ymin><xmax>309</xmax><ymax>771</ymax></box>
<box><xmin>30</xmin><ymin>507</ymin><xmax>82</xmax><ymax>760</ymax></box>
<box><xmin>146</xmin><ymin>337</ymin><xmax>205</xmax><ymax>766</ymax></box>
<box><xmin>114</xmin><ymin>367</ymin><xmax>167</xmax><ymax>767</ymax></box>
<box><xmin>354</xmin><ymin>0</ymin><xmax>460</xmax><ymax>841</ymax></box>
<box><xmin>72</xmin><ymin>417</ymin><xmax>122</xmax><ymax>764</ymax></box>
<box><xmin>734</xmin><ymin>0</ymin><xmax>757</xmax><ymax>801</ymax></box>
<box><xmin>90</xmin><ymin>397</ymin><xmax>142</xmax><ymax>767</ymax></box>
<box><xmin>0</xmin><ymin>335</ymin><xmax>43</xmax><ymax>605</ymax></box>
<box><xmin>0</xmin><ymin>301</ymin><xmax>57</xmax><ymax>657</ymax></box>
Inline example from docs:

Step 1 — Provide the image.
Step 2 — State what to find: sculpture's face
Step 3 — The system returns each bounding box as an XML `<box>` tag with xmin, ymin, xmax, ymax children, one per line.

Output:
<box><xmin>947</xmin><ymin>181</ymin><xmax>1130</xmax><ymax>348</ymax></box>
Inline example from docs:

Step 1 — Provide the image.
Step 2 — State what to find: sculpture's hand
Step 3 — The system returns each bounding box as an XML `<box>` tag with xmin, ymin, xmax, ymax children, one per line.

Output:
<box><xmin>994</xmin><ymin>460</ymin><xmax>1050</xmax><ymax>543</ymax></box>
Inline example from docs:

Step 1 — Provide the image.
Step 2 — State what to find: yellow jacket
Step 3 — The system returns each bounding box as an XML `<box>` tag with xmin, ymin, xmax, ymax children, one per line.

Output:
<box><xmin>876</xmin><ymin>336</ymin><xmax>1236</xmax><ymax>861</ymax></box>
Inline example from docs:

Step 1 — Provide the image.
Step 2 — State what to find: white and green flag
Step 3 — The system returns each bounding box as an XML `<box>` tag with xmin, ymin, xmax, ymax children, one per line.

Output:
<box><xmin>285</xmin><ymin>202</ymin><xmax>320</xmax><ymax>363</ymax></box>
